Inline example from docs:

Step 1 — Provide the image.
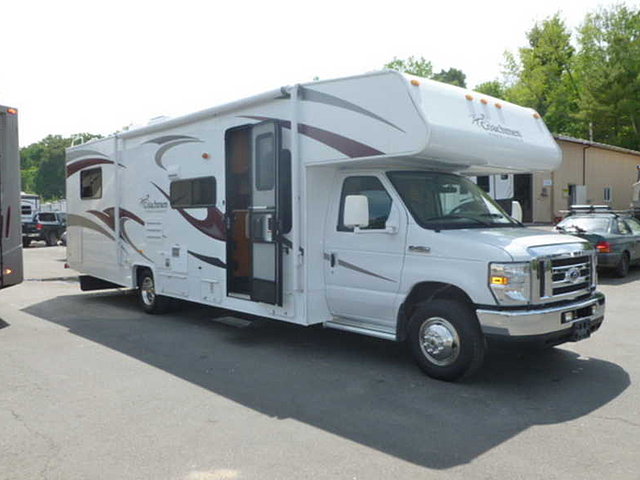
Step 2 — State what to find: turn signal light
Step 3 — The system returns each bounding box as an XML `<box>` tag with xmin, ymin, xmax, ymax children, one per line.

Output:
<box><xmin>595</xmin><ymin>241</ymin><xmax>611</xmax><ymax>253</ymax></box>
<box><xmin>491</xmin><ymin>275</ymin><xmax>509</xmax><ymax>285</ymax></box>
<box><xmin>3</xmin><ymin>268</ymin><xmax>13</xmax><ymax>275</ymax></box>
<box><xmin>6</xmin><ymin>107</ymin><xmax>17</xmax><ymax>115</ymax></box>
<box><xmin>36</xmin><ymin>223</ymin><xmax>43</xmax><ymax>230</ymax></box>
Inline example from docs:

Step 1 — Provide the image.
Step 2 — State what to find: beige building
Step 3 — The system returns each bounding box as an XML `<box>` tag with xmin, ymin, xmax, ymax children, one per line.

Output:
<box><xmin>528</xmin><ymin>136</ymin><xmax>640</xmax><ymax>223</ymax></box>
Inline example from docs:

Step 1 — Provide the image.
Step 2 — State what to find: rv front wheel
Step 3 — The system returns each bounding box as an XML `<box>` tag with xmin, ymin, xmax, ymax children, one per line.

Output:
<box><xmin>407</xmin><ymin>299</ymin><xmax>485</xmax><ymax>381</ymax></box>
<box><xmin>137</xmin><ymin>271</ymin><xmax>169</xmax><ymax>314</ymax></box>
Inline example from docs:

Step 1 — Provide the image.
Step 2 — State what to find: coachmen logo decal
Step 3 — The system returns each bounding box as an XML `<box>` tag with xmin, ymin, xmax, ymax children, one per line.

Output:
<box><xmin>139</xmin><ymin>194</ymin><xmax>168</xmax><ymax>210</ymax></box>
<box><xmin>470</xmin><ymin>113</ymin><xmax>523</xmax><ymax>139</ymax></box>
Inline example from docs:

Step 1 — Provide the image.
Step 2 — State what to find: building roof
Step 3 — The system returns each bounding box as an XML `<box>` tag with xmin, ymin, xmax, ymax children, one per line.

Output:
<box><xmin>555</xmin><ymin>135</ymin><xmax>640</xmax><ymax>158</ymax></box>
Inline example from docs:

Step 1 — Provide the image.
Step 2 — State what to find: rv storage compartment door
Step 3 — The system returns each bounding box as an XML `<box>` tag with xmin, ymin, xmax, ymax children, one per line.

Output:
<box><xmin>249</xmin><ymin>121</ymin><xmax>283</xmax><ymax>306</ymax></box>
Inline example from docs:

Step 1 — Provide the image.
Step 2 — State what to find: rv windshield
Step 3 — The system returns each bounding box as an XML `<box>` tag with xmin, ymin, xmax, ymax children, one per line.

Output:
<box><xmin>388</xmin><ymin>171</ymin><xmax>520</xmax><ymax>230</ymax></box>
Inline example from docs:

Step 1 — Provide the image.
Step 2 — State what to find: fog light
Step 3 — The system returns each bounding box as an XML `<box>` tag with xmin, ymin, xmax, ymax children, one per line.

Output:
<box><xmin>563</xmin><ymin>311</ymin><xmax>575</xmax><ymax>322</ymax></box>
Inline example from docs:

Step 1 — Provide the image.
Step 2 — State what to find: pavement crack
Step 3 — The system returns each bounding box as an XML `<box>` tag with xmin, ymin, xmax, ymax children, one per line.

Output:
<box><xmin>8</xmin><ymin>408</ymin><xmax>60</xmax><ymax>479</ymax></box>
<box><xmin>594</xmin><ymin>415</ymin><xmax>640</xmax><ymax>428</ymax></box>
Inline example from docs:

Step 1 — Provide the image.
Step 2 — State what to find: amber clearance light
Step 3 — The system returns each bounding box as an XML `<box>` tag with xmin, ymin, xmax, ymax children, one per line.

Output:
<box><xmin>6</xmin><ymin>107</ymin><xmax>17</xmax><ymax>115</ymax></box>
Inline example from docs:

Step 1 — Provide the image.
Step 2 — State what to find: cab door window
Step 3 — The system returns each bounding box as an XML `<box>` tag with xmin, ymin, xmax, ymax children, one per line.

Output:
<box><xmin>337</xmin><ymin>176</ymin><xmax>392</xmax><ymax>231</ymax></box>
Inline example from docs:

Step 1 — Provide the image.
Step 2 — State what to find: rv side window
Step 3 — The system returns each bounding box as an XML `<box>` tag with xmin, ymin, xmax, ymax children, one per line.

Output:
<box><xmin>338</xmin><ymin>176</ymin><xmax>391</xmax><ymax>231</ymax></box>
<box><xmin>80</xmin><ymin>168</ymin><xmax>102</xmax><ymax>199</ymax></box>
<box><xmin>170</xmin><ymin>177</ymin><xmax>216</xmax><ymax>208</ymax></box>
<box><xmin>255</xmin><ymin>133</ymin><xmax>275</xmax><ymax>191</ymax></box>
<box><xmin>21</xmin><ymin>205</ymin><xmax>32</xmax><ymax>215</ymax></box>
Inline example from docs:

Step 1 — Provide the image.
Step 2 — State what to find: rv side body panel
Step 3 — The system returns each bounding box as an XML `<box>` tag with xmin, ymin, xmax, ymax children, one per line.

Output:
<box><xmin>0</xmin><ymin>106</ymin><xmax>23</xmax><ymax>289</ymax></box>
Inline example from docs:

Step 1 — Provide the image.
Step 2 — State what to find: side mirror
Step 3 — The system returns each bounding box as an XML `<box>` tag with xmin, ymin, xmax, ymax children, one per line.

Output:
<box><xmin>344</xmin><ymin>195</ymin><xmax>369</xmax><ymax>229</ymax></box>
<box><xmin>511</xmin><ymin>200</ymin><xmax>523</xmax><ymax>223</ymax></box>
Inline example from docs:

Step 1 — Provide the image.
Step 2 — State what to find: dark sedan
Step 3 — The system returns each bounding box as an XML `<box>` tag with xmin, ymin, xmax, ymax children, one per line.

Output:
<box><xmin>556</xmin><ymin>212</ymin><xmax>640</xmax><ymax>277</ymax></box>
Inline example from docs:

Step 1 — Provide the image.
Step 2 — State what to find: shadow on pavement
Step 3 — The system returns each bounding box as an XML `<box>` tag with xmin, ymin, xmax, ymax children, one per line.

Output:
<box><xmin>24</xmin><ymin>291</ymin><xmax>630</xmax><ymax>470</ymax></box>
<box><xmin>597</xmin><ymin>266</ymin><xmax>640</xmax><ymax>286</ymax></box>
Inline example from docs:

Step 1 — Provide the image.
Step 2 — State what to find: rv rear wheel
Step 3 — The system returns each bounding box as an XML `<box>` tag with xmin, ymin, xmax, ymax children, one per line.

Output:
<box><xmin>137</xmin><ymin>270</ymin><xmax>170</xmax><ymax>314</ymax></box>
<box><xmin>407</xmin><ymin>299</ymin><xmax>485</xmax><ymax>381</ymax></box>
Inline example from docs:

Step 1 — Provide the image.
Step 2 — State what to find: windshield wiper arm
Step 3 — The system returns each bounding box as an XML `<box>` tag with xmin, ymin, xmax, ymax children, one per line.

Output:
<box><xmin>425</xmin><ymin>214</ymin><xmax>491</xmax><ymax>226</ymax></box>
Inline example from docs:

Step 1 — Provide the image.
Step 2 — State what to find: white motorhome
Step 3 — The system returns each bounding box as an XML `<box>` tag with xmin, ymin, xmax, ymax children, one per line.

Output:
<box><xmin>66</xmin><ymin>71</ymin><xmax>605</xmax><ymax>380</ymax></box>
<box><xmin>1</xmin><ymin>105</ymin><xmax>24</xmax><ymax>289</ymax></box>
<box><xmin>20</xmin><ymin>192</ymin><xmax>40</xmax><ymax>222</ymax></box>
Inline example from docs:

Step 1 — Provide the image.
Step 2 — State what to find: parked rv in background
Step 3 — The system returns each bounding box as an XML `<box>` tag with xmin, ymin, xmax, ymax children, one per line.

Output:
<box><xmin>0</xmin><ymin>105</ymin><xmax>24</xmax><ymax>289</ymax></box>
<box><xmin>20</xmin><ymin>192</ymin><xmax>40</xmax><ymax>222</ymax></box>
<box><xmin>66</xmin><ymin>71</ymin><xmax>605</xmax><ymax>381</ymax></box>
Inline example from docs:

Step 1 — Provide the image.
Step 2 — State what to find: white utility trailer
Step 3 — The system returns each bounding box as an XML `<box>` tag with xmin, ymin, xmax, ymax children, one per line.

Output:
<box><xmin>66</xmin><ymin>71</ymin><xmax>605</xmax><ymax>380</ymax></box>
<box><xmin>0</xmin><ymin>105</ymin><xmax>24</xmax><ymax>289</ymax></box>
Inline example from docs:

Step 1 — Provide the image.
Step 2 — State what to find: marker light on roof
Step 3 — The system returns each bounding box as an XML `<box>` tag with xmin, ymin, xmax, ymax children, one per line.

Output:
<box><xmin>480</xmin><ymin>98</ymin><xmax>488</xmax><ymax>105</ymax></box>
<box><xmin>465</xmin><ymin>94</ymin><xmax>474</xmax><ymax>101</ymax></box>
<box><xmin>495</xmin><ymin>103</ymin><xmax>502</xmax><ymax>109</ymax></box>
<box><xmin>410</xmin><ymin>79</ymin><xmax>421</xmax><ymax>86</ymax></box>
<box><xmin>7</xmin><ymin>108</ymin><xmax>17</xmax><ymax>115</ymax></box>
<box><xmin>533</xmin><ymin>113</ymin><xmax>541</xmax><ymax>119</ymax></box>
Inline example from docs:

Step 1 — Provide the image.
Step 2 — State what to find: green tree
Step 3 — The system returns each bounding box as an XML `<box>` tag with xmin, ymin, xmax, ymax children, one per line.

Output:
<box><xmin>474</xmin><ymin>80</ymin><xmax>506</xmax><ymax>98</ymax></box>
<box><xmin>502</xmin><ymin>14</ymin><xmax>581</xmax><ymax>136</ymax></box>
<box><xmin>432</xmin><ymin>68</ymin><xmax>467</xmax><ymax>88</ymax></box>
<box><xmin>384</xmin><ymin>56</ymin><xmax>433</xmax><ymax>78</ymax></box>
<box><xmin>576</xmin><ymin>5</ymin><xmax>640</xmax><ymax>149</ymax></box>
<box><xmin>20</xmin><ymin>133</ymin><xmax>102</xmax><ymax>200</ymax></box>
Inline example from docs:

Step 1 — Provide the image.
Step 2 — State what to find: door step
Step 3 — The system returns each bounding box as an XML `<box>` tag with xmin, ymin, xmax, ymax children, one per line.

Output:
<box><xmin>324</xmin><ymin>318</ymin><xmax>397</xmax><ymax>341</ymax></box>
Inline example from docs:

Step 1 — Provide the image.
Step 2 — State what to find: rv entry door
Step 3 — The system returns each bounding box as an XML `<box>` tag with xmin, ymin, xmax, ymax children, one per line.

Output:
<box><xmin>249</xmin><ymin>121</ymin><xmax>283</xmax><ymax>305</ymax></box>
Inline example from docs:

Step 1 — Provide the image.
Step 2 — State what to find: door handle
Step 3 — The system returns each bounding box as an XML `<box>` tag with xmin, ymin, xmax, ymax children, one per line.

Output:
<box><xmin>330</xmin><ymin>253</ymin><xmax>336</xmax><ymax>267</ymax></box>
<box><xmin>408</xmin><ymin>245</ymin><xmax>431</xmax><ymax>254</ymax></box>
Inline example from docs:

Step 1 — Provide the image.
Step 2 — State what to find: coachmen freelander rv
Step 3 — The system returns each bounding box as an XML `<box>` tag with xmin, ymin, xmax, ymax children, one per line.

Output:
<box><xmin>0</xmin><ymin>105</ymin><xmax>24</xmax><ymax>289</ymax></box>
<box><xmin>66</xmin><ymin>71</ymin><xmax>605</xmax><ymax>381</ymax></box>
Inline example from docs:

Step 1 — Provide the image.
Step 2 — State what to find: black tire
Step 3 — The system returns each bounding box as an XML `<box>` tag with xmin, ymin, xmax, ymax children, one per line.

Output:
<box><xmin>407</xmin><ymin>299</ymin><xmax>485</xmax><ymax>381</ymax></box>
<box><xmin>137</xmin><ymin>270</ymin><xmax>170</xmax><ymax>314</ymax></box>
<box><xmin>45</xmin><ymin>232</ymin><xmax>58</xmax><ymax>247</ymax></box>
<box><xmin>22</xmin><ymin>238</ymin><xmax>31</xmax><ymax>248</ymax></box>
<box><xmin>615</xmin><ymin>252</ymin><xmax>630</xmax><ymax>278</ymax></box>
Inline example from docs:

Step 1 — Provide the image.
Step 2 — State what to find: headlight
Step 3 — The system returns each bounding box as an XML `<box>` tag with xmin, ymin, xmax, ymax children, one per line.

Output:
<box><xmin>489</xmin><ymin>262</ymin><xmax>531</xmax><ymax>305</ymax></box>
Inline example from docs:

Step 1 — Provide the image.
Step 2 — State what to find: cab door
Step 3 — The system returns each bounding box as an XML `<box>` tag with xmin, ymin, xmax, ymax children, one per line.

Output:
<box><xmin>249</xmin><ymin>121</ymin><xmax>283</xmax><ymax>305</ymax></box>
<box><xmin>324</xmin><ymin>174</ymin><xmax>407</xmax><ymax>328</ymax></box>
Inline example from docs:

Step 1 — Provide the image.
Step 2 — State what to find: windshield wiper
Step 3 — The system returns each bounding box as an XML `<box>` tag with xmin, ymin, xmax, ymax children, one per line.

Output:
<box><xmin>425</xmin><ymin>214</ymin><xmax>492</xmax><ymax>226</ymax></box>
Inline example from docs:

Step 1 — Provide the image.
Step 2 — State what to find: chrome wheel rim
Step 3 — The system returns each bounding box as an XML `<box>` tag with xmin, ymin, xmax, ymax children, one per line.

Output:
<box><xmin>141</xmin><ymin>277</ymin><xmax>155</xmax><ymax>306</ymax></box>
<box><xmin>419</xmin><ymin>317</ymin><xmax>460</xmax><ymax>366</ymax></box>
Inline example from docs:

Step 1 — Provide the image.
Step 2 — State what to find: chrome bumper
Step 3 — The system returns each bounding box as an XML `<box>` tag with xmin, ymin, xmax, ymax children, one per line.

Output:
<box><xmin>476</xmin><ymin>292</ymin><xmax>605</xmax><ymax>338</ymax></box>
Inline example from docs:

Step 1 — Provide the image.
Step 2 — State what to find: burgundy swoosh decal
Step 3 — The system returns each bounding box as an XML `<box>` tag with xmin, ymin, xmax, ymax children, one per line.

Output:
<box><xmin>242</xmin><ymin>116</ymin><xmax>383</xmax><ymax>158</ymax></box>
<box><xmin>152</xmin><ymin>183</ymin><xmax>225</xmax><ymax>241</ymax></box>
<box><xmin>103</xmin><ymin>207</ymin><xmax>145</xmax><ymax>226</ymax></box>
<box><xmin>66</xmin><ymin>158</ymin><xmax>114</xmax><ymax>178</ymax></box>
<box><xmin>5</xmin><ymin>206</ymin><xmax>11</xmax><ymax>238</ymax></box>
<box><xmin>300</xmin><ymin>87</ymin><xmax>405</xmax><ymax>132</ymax></box>
<box><xmin>188</xmin><ymin>251</ymin><xmax>226</xmax><ymax>269</ymax></box>
<box><xmin>88</xmin><ymin>209</ymin><xmax>115</xmax><ymax>230</ymax></box>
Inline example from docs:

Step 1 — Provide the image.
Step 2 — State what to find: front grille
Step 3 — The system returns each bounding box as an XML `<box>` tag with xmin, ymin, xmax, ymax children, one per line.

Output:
<box><xmin>537</xmin><ymin>254</ymin><xmax>594</xmax><ymax>302</ymax></box>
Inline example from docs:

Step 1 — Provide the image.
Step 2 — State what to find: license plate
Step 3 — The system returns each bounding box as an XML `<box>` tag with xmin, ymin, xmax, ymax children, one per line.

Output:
<box><xmin>572</xmin><ymin>319</ymin><xmax>592</xmax><ymax>341</ymax></box>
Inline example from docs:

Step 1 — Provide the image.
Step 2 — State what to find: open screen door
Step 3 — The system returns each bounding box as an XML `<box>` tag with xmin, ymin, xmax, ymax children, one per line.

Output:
<box><xmin>249</xmin><ymin>121</ymin><xmax>283</xmax><ymax>305</ymax></box>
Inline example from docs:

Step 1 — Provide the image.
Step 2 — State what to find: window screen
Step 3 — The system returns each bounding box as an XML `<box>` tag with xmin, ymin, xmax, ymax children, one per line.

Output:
<box><xmin>170</xmin><ymin>177</ymin><xmax>216</xmax><ymax>208</ymax></box>
<box><xmin>80</xmin><ymin>168</ymin><xmax>102</xmax><ymax>199</ymax></box>
<box><xmin>338</xmin><ymin>176</ymin><xmax>392</xmax><ymax>231</ymax></box>
<box><xmin>255</xmin><ymin>133</ymin><xmax>275</xmax><ymax>191</ymax></box>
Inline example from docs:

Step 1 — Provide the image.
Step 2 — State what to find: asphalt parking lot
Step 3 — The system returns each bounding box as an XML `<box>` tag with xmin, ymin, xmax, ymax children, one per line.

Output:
<box><xmin>1</xmin><ymin>245</ymin><xmax>639</xmax><ymax>480</ymax></box>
